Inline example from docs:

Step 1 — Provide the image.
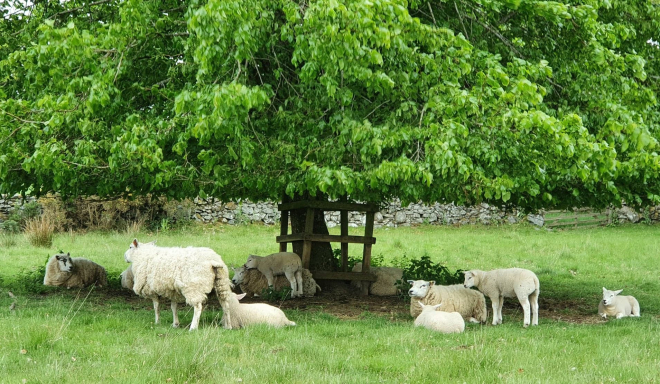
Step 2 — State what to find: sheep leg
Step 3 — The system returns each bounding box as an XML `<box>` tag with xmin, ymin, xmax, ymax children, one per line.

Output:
<box><xmin>171</xmin><ymin>302</ymin><xmax>180</xmax><ymax>328</ymax></box>
<box><xmin>530</xmin><ymin>291</ymin><xmax>539</xmax><ymax>326</ymax></box>
<box><xmin>189</xmin><ymin>303</ymin><xmax>203</xmax><ymax>331</ymax></box>
<box><xmin>264</xmin><ymin>271</ymin><xmax>275</xmax><ymax>288</ymax></box>
<box><xmin>284</xmin><ymin>270</ymin><xmax>297</xmax><ymax>298</ymax></box>
<box><xmin>295</xmin><ymin>270</ymin><xmax>303</xmax><ymax>297</ymax></box>
<box><xmin>153</xmin><ymin>299</ymin><xmax>161</xmax><ymax>325</ymax></box>
<box><xmin>490</xmin><ymin>296</ymin><xmax>501</xmax><ymax>325</ymax></box>
<box><xmin>518</xmin><ymin>294</ymin><xmax>531</xmax><ymax>328</ymax></box>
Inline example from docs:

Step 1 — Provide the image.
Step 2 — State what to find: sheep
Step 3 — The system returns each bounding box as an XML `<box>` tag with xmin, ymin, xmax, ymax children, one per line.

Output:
<box><xmin>351</xmin><ymin>263</ymin><xmax>403</xmax><ymax>296</ymax></box>
<box><xmin>232</xmin><ymin>266</ymin><xmax>321</xmax><ymax>298</ymax></box>
<box><xmin>43</xmin><ymin>252</ymin><xmax>108</xmax><ymax>289</ymax></box>
<box><xmin>124</xmin><ymin>239</ymin><xmax>234</xmax><ymax>331</ymax></box>
<box><xmin>221</xmin><ymin>292</ymin><xmax>296</xmax><ymax>329</ymax></box>
<box><xmin>120</xmin><ymin>265</ymin><xmax>134</xmax><ymax>290</ymax></box>
<box><xmin>414</xmin><ymin>302</ymin><xmax>465</xmax><ymax>334</ymax></box>
<box><xmin>599</xmin><ymin>287</ymin><xmax>640</xmax><ymax>319</ymax></box>
<box><xmin>243</xmin><ymin>252</ymin><xmax>303</xmax><ymax>298</ymax></box>
<box><xmin>408</xmin><ymin>280</ymin><xmax>487</xmax><ymax>324</ymax></box>
<box><xmin>463</xmin><ymin>268</ymin><xmax>540</xmax><ymax>327</ymax></box>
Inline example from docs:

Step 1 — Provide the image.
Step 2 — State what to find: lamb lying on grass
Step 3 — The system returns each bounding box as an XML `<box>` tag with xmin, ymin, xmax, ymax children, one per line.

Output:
<box><xmin>43</xmin><ymin>253</ymin><xmax>108</xmax><ymax>289</ymax></box>
<box><xmin>408</xmin><ymin>280</ymin><xmax>487</xmax><ymax>323</ymax></box>
<box><xmin>463</xmin><ymin>268</ymin><xmax>540</xmax><ymax>327</ymax></box>
<box><xmin>414</xmin><ymin>302</ymin><xmax>465</xmax><ymax>334</ymax></box>
<box><xmin>599</xmin><ymin>287</ymin><xmax>640</xmax><ymax>319</ymax></box>
<box><xmin>221</xmin><ymin>292</ymin><xmax>296</xmax><ymax>329</ymax></box>
<box><xmin>351</xmin><ymin>263</ymin><xmax>403</xmax><ymax>296</ymax></box>
<box><xmin>120</xmin><ymin>265</ymin><xmax>134</xmax><ymax>290</ymax></box>
<box><xmin>124</xmin><ymin>239</ymin><xmax>234</xmax><ymax>331</ymax></box>
<box><xmin>232</xmin><ymin>266</ymin><xmax>321</xmax><ymax>298</ymax></box>
<box><xmin>243</xmin><ymin>252</ymin><xmax>303</xmax><ymax>298</ymax></box>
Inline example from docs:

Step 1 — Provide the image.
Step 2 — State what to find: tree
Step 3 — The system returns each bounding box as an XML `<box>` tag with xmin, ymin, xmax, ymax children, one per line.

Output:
<box><xmin>1</xmin><ymin>0</ymin><xmax>659</xmax><ymax>268</ymax></box>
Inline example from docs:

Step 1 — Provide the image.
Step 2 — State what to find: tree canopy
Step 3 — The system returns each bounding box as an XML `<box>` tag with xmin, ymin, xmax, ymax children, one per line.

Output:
<box><xmin>1</xmin><ymin>0</ymin><xmax>659</xmax><ymax>211</ymax></box>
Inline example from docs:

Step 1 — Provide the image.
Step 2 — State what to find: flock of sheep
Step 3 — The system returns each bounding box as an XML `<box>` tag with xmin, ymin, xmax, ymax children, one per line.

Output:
<box><xmin>43</xmin><ymin>241</ymin><xmax>642</xmax><ymax>332</ymax></box>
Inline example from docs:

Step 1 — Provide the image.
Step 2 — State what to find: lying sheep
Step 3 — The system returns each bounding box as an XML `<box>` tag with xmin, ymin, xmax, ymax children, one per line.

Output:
<box><xmin>232</xmin><ymin>266</ymin><xmax>321</xmax><ymax>298</ymax></box>
<box><xmin>463</xmin><ymin>268</ymin><xmax>540</xmax><ymax>327</ymax></box>
<box><xmin>414</xmin><ymin>302</ymin><xmax>465</xmax><ymax>334</ymax></box>
<box><xmin>243</xmin><ymin>252</ymin><xmax>303</xmax><ymax>298</ymax></box>
<box><xmin>408</xmin><ymin>280</ymin><xmax>487</xmax><ymax>323</ymax></box>
<box><xmin>120</xmin><ymin>265</ymin><xmax>134</xmax><ymax>290</ymax></box>
<box><xmin>221</xmin><ymin>292</ymin><xmax>296</xmax><ymax>329</ymax></box>
<box><xmin>599</xmin><ymin>287</ymin><xmax>640</xmax><ymax>319</ymax></box>
<box><xmin>43</xmin><ymin>253</ymin><xmax>108</xmax><ymax>289</ymax></box>
<box><xmin>124</xmin><ymin>239</ymin><xmax>234</xmax><ymax>331</ymax></box>
<box><xmin>351</xmin><ymin>263</ymin><xmax>403</xmax><ymax>296</ymax></box>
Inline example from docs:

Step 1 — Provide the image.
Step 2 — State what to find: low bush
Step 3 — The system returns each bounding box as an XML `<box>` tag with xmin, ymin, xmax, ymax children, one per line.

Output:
<box><xmin>393</xmin><ymin>253</ymin><xmax>464</xmax><ymax>299</ymax></box>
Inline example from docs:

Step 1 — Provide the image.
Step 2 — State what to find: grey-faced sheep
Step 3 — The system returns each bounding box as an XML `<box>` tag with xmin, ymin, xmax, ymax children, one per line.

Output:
<box><xmin>43</xmin><ymin>253</ymin><xmax>108</xmax><ymax>289</ymax></box>
<box><xmin>221</xmin><ymin>292</ymin><xmax>296</xmax><ymax>329</ymax></box>
<box><xmin>124</xmin><ymin>239</ymin><xmax>234</xmax><ymax>331</ymax></box>
<box><xmin>463</xmin><ymin>268</ymin><xmax>540</xmax><ymax>327</ymax></box>
<box><xmin>408</xmin><ymin>280</ymin><xmax>487</xmax><ymax>324</ymax></box>
<box><xmin>414</xmin><ymin>302</ymin><xmax>465</xmax><ymax>334</ymax></box>
<box><xmin>232</xmin><ymin>266</ymin><xmax>321</xmax><ymax>298</ymax></box>
<box><xmin>599</xmin><ymin>287</ymin><xmax>640</xmax><ymax>319</ymax></box>
<box><xmin>243</xmin><ymin>252</ymin><xmax>303</xmax><ymax>298</ymax></box>
<box><xmin>351</xmin><ymin>263</ymin><xmax>403</xmax><ymax>296</ymax></box>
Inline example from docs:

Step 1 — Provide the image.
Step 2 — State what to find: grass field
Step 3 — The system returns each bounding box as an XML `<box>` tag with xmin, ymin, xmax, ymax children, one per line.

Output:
<box><xmin>1</xmin><ymin>223</ymin><xmax>660</xmax><ymax>383</ymax></box>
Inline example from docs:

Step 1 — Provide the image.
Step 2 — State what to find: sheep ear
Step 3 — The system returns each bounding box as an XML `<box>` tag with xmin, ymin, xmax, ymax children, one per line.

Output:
<box><xmin>407</xmin><ymin>280</ymin><xmax>415</xmax><ymax>285</ymax></box>
<box><xmin>602</xmin><ymin>287</ymin><xmax>606</xmax><ymax>292</ymax></box>
<box><xmin>236</xmin><ymin>293</ymin><xmax>247</xmax><ymax>301</ymax></box>
<box><xmin>132</xmin><ymin>239</ymin><xmax>138</xmax><ymax>248</ymax></box>
<box><xmin>614</xmin><ymin>289</ymin><xmax>623</xmax><ymax>295</ymax></box>
<box><xmin>418</xmin><ymin>302</ymin><xmax>425</xmax><ymax>308</ymax></box>
<box><xmin>67</xmin><ymin>252</ymin><xmax>70</xmax><ymax>257</ymax></box>
<box><xmin>429</xmin><ymin>281</ymin><xmax>436</xmax><ymax>287</ymax></box>
<box><xmin>433</xmin><ymin>304</ymin><xmax>442</xmax><ymax>309</ymax></box>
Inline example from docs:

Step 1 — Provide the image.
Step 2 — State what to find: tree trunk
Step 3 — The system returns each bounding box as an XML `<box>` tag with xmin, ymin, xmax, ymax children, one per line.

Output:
<box><xmin>284</xmin><ymin>192</ymin><xmax>336</xmax><ymax>272</ymax></box>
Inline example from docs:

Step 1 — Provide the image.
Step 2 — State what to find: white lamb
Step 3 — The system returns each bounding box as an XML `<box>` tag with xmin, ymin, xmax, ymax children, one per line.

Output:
<box><xmin>414</xmin><ymin>302</ymin><xmax>465</xmax><ymax>334</ymax></box>
<box><xmin>243</xmin><ymin>252</ymin><xmax>303</xmax><ymax>298</ymax></box>
<box><xmin>463</xmin><ymin>268</ymin><xmax>540</xmax><ymax>327</ymax></box>
<box><xmin>120</xmin><ymin>265</ymin><xmax>134</xmax><ymax>290</ymax></box>
<box><xmin>43</xmin><ymin>253</ymin><xmax>108</xmax><ymax>289</ymax></box>
<box><xmin>351</xmin><ymin>263</ymin><xmax>403</xmax><ymax>296</ymax></box>
<box><xmin>408</xmin><ymin>280</ymin><xmax>487</xmax><ymax>323</ymax></box>
<box><xmin>599</xmin><ymin>287</ymin><xmax>640</xmax><ymax>319</ymax></box>
<box><xmin>221</xmin><ymin>292</ymin><xmax>296</xmax><ymax>329</ymax></box>
<box><xmin>232</xmin><ymin>266</ymin><xmax>321</xmax><ymax>298</ymax></box>
<box><xmin>124</xmin><ymin>239</ymin><xmax>234</xmax><ymax>331</ymax></box>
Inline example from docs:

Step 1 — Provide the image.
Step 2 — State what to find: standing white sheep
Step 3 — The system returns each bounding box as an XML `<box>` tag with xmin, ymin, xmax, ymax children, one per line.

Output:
<box><xmin>351</xmin><ymin>263</ymin><xmax>403</xmax><ymax>296</ymax></box>
<box><xmin>463</xmin><ymin>268</ymin><xmax>540</xmax><ymax>327</ymax></box>
<box><xmin>243</xmin><ymin>252</ymin><xmax>303</xmax><ymax>298</ymax></box>
<box><xmin>599</xmin><ymin>287</ymin><xmax>640</xmax><ymax>319</ymax></box>
<box><xmin>124</xmin><ymin>239</ymin><xmax>234</xmax><ymax>331</ymax></box>
<box><xmin>232</xmin><ymin>266</ymin><xmax>321</xmax><ymax>298</ymax></box>
<box><xmin>414</xmin><ymin>302</ymin><xmax>465</xmax><ymax>334</ymax></box>
<box><xmin>221</xmin><ymin>292</ymin><xmax>296</xmax><ymax>329</ymax></box>
<box><xmin>408</xmin><ymin>280</ymin><xmax>487</xmax><ymax>323</ymax></box>
<box><xmin>43</xmin><ymin>253</ymin><xmax>108</xmax><ymax>289</ymax></box>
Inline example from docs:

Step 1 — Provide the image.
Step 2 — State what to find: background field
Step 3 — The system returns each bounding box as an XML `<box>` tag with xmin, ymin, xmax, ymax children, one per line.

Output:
<box><xmin>1</xmin><ymin>224</ymin><xmax>659</xmax><ymax>382</ymax></box>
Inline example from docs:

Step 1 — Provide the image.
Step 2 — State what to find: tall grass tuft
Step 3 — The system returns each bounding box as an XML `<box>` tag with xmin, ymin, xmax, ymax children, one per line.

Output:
<box><xmin>24</xmin><ymin>215</ymin><xmax>55</xmax><ymax>247</ymax></box>
<box><xmin>1</xmin><ymin>233</ymin><xmax>17</xmax><ymax>247</ymax></box>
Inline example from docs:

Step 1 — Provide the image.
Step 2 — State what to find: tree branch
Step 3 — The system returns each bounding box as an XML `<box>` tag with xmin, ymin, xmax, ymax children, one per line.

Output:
<box><xmin>48</xmin><ymin>0</ymin><xmax>115</xmax><ymax>19</ymax></box>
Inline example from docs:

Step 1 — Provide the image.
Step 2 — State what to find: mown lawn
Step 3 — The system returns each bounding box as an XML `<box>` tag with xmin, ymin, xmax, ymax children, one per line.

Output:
<box><xmin>1</xmin><ymin>223</ymin><xmax>659</xmax><ymax>383</ymax></box>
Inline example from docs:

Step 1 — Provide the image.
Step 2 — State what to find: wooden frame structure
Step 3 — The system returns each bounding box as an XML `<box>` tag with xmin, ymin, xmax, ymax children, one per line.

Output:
<box><xmin>276</xmin><ymin>200</ymin><xmax>378</xmax><ymax>295</ymax></box>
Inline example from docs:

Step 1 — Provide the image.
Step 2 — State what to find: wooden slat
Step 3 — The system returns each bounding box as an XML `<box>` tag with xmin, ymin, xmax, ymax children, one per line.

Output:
<box><xmin>279</xmin><ymin>210</ymin><xmax>289</xmax><ymax>252</ymax></box>
<box><xmin>361</xmin><ymin>211</ymin><xmax>375</xmax><ymax>295</ymax></box>
<box><xmin>276</xmin><ymin>234</ymin><xmax>376</xmax><ymax>245</ymax></box>
<box><xmin>278</xmin><ymin>200</ymin><xmax>379</xmax><ymax>213</ymax></box>
<box><xmin>310</xmin><ymin>271</ymin><xmax>377</xmax><ymax>281</ymax></box>
<box><xmin>341</xmin><ymin>209</ymin><xmax>348</xmax><ymax>272</ymax></box>
<box><xmin>548</xmin><ymin>219</ymin><xmax>607</xmax><ymax>227</ymax></box>
<box><xmin>301</xmin><ymin>208</ymin><xmax>314</xmax><ymax>269</ymax></box>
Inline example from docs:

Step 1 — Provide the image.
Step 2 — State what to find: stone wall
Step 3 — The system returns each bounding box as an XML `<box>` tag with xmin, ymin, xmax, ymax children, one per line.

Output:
<box><xmin>2</xmin><ymin>194</ymin><xmax>659</xmax><ymax>228</ymax></box>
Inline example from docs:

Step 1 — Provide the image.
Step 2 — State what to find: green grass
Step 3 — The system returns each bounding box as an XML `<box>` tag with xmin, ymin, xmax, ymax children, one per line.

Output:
<box><xmin>1</xmin><ymin>223</ymin><xmax>660</xmax><ymax>382</ymax></box>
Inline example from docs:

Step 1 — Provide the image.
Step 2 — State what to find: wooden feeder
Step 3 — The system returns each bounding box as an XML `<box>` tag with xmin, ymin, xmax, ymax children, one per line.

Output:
<box><xmin>276</xmin><ymin>200</ymin><xmax>378</xmax><ymax>295</ymax></box>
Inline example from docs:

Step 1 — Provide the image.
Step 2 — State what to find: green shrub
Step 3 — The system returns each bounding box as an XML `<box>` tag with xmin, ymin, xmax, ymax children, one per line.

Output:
<box><xmin>260</xmin><ymin>286</ymin><xmax>292</xmax><ymax>302</ymax></box>
<box><xmin>393</xmin><ymin>253</ymin><xmax>464</xmax><ymax>300</ymax></box>
<box><xmin>332</xmin><ymin>249</ymin><xmax>385</xmax><ymax>270</ymax></box>
<box><xmin>0</xmin><ymin>219</ymin><xmax>21</xmax><ymax>234</ymax></box>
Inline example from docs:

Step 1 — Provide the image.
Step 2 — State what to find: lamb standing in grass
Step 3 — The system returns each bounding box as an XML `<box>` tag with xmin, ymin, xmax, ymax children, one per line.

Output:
<box><xmin>351</xmin><ymin>263</ymin><xmax>403</xmax><ymax>296</ymax></box>
<box><xmin>124</xmin><ymin>239</ymin><xmax>234</xmax><ymax>331</ymax></box>
<box><xmin>221</xmin><ymin>292</ymin><xmax>296</xmax><ymax>329</ymax></box>
<box><xmin>408</xmin><ymin>280</ymin><xmax>487</xmax><ymax>323</ymax></box>
<box><xmin>243</xmin><ymin>252</ymin><xmax>303</xmax><ymax>298</ymax></box>
<box><xmin>232</xmin><ymin>266</ymin><xmax>321</xmax><ymax>298</ymax></box>
<box><xmin>463</xmin><ymin>268</ymin><xmax>540</xmax><ymax>327</ymax></box>
<box><xmin>43</xmin><ymin>253</ymin><xmax>108</xmax><ymax>289</ymax></box>
<box><xmin>599</xmin><ymin>287</ymin><xmax>640</xmax><ymax>319</ymax></box>
<box><xmin>414</xmin><ymin>302</ymin><xmax>465</xmax><ymax>334</ymax></box>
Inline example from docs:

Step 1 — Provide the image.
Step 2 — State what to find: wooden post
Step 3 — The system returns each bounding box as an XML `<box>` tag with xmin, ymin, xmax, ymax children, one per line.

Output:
<box><xmin>279</xmin><ymin>210</ymin><xmax>289</xmax><ymax>252</ymax></box>
<box><xmin>361</xmin><ymin>211</ymin><xmax>375</xmax><ymax>295</ymax></box>
<box><xmin>341</xmin><ymin>210</ymin><xmax>348</xmax><ymax>272</ymax></box>
<box><xmin>301</xmin><ymin>208</ymin><xmax>315</xmax><ymax>269</ymax></box>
